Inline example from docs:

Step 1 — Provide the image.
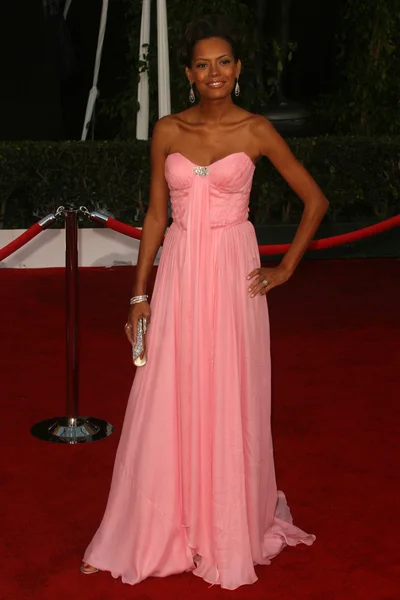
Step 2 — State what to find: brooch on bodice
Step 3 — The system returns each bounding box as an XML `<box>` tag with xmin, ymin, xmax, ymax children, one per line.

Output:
<box><xmin>193</xmin><ymin>166</ymin><xmax>209</xmax><ymax>177</ymax></box>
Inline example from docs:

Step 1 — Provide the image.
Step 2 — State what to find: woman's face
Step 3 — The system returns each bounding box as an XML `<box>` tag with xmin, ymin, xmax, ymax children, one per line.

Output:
<box><xmin>186</xmin><ymin>37</ymin><xmax>241</xmax><ymax>101</ymax></box>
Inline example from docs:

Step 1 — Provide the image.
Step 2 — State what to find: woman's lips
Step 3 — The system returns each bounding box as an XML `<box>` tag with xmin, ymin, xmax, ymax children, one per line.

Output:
<box><xmin>207</xmin><ymin>81</ymin><xmax>225</xmax><ymax>88</ymax></box>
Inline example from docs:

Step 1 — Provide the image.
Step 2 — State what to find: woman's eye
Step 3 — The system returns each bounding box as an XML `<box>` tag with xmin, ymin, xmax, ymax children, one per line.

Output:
<box><xmin>221</xmin><ymin>59</ymin><xmax>231</xmax><ymax>65</ymax></box>
<box><xmin>196</xmin><ymin>63</ymin><xmax>207</xmax><ymax>69</ymax></box>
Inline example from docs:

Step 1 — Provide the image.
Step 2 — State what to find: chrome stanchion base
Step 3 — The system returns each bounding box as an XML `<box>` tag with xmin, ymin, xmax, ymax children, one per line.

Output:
<box><xmin>31</xmin><ymin>416</ymin><xmax>113</xmax><ymax>444</ymax></box>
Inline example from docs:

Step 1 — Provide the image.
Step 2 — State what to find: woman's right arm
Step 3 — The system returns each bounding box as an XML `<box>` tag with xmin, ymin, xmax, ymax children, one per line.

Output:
<box><xmin>132</xmin><ymin>118</ymin><xmax>171</xmax><ymax>298</ymax></box>
<box><xmin>126</xmin><ymin>118</ymin><xmax>171</xmax><ymax>344</ymax></box>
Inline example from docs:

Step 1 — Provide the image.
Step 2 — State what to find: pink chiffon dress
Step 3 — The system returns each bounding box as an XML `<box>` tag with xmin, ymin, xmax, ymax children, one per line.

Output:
<box><xmin>83</xmin><ymin>152</ymin><xmax>315</xmax><ymax>590</ymax></box>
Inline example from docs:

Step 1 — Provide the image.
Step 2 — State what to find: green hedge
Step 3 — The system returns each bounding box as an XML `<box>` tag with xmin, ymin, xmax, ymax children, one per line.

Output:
<box><xmin>1</xmin><ymin>137</ymin><xmax>399</xmax><ymax>228</ymax></box>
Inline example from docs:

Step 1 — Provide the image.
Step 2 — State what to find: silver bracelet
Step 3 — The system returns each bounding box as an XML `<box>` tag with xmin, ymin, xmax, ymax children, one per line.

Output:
<box><xmin>130</xmin><ymin>295</ymin><xmax>148</xmax><ymax>305</ymax></box>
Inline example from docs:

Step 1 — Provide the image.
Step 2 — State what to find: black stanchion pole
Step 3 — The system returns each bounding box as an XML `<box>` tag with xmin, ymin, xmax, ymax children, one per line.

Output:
<box><xmin>65</xmin><ymin>210</ymin><xmax>79</xmax><ymax>422</ymax></box>
<box><xmin>31</xmin><ymin>208</ymin><xmax>113</xmax><ymax>444</ymax></box>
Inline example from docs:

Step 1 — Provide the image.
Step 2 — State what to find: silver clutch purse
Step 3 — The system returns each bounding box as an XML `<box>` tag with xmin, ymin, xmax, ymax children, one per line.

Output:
<box><xmin>132</xmin><ymin>317</ymin><xmax>147</xmax><ymax>367</ymax></box>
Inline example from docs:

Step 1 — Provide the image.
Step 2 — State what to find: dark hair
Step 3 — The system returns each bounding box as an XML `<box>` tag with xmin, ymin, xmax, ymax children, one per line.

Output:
<box><xmin>179</xmin><ymin>15</ymin><xmax>242</xmax><ymax>68</ymax></box>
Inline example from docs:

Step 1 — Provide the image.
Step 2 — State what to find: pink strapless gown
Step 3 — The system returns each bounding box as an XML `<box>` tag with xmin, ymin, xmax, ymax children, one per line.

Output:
<box><xmin>83</xmin><ymin>152</ymin><xmax>315</xmax><ymax>590</ymax></box>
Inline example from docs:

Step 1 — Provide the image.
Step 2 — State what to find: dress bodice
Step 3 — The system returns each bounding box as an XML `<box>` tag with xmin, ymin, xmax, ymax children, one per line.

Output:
<box><xmin>165</xmin><ymin>152</ymin><xmax>255</xmax><ymax>229</ymax></box>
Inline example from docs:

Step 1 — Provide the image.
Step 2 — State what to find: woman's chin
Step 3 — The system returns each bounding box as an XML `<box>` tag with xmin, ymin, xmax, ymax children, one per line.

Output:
<box><xmin>203</xmin><ymin>90</ymin><xmax>232</xmax><ymax>101</ymax></box>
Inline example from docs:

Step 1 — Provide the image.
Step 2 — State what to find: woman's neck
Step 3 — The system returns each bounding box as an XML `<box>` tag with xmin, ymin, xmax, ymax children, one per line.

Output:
<box><xmin>196</xmin><ymin>97</ymin><xmax>236</xmax><ymax>124</ymax></box>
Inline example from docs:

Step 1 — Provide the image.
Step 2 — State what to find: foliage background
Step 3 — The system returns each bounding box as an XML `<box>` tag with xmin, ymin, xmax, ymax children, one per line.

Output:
<box><xmin>316</xmin><ymin>0</ymin><xmax>400</xmax><ymax>135</ymax></box>
<box><xmin>1</xmin><ymin>138</ymin><xmax>399</xmax><ymax>229</ymax></box>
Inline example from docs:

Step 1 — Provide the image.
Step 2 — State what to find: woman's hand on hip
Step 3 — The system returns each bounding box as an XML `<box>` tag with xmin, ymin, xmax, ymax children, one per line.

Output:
<box><xmin>247</xmin><ymin>265</ymin><xmax>292</xmax><ymax>296</ymax></box>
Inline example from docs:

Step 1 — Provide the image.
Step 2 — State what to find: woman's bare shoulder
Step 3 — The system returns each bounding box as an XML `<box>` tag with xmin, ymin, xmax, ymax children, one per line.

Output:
<box><xmin>247</xmin><ymin>113</ymin><xmax>273</xmax><ymax>132</ymax></box>
<box><xmin>153</xmin><ymin>114</ymin><xmax>179</xmax><ymax>135</ymax></box>
<box><xmin>152</xmin><ymin>110</ymin><xmax>197</xmax><ymax>145</ymax></box>
<box><xmin>159</xmin><ymin>108</ymin><xmax>199</xmax><ymax>125</ymax></box>
<box><xmin>151</xmin><ymin>115</ymin><xmax>184</xmax><ymax>154</ymax></box>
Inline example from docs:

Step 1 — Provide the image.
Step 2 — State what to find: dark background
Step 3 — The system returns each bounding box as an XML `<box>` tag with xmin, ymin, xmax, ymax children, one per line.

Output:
<box><xmin>0</xmin><ymin>0</ymin><xmax>344</xmax><ymax>141</ymax></box>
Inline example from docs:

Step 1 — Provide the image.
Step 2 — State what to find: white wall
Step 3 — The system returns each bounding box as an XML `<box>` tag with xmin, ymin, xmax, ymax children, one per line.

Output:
<box><xmin>0</xmin><ymin>228</ymin><xmax>161</xmax><ymax>268</ymax></box>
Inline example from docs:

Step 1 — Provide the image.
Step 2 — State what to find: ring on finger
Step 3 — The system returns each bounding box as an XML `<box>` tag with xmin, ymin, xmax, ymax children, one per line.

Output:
<box><xmin>262</xmin><ymin>279</ymin><xmax>269</xmax><ymax>286</ymax></box>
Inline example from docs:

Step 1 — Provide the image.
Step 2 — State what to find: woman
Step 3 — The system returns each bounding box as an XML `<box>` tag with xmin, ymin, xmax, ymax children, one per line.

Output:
<box><xmin>81</xmin><ymin>16</ymin><xmax>328</xmax><ymax>590</ymax></box>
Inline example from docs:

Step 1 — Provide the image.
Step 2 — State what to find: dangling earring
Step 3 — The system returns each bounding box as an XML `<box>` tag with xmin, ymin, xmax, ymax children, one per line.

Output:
<box><xmin>234</xmin><ymin>78</ymin><xmax>240</xmax><ymax>97</ymax></box>
<box><xmin>189</xmin><ymin>83</ymin><xmax>195</xmax><ymax>104</ymax></box>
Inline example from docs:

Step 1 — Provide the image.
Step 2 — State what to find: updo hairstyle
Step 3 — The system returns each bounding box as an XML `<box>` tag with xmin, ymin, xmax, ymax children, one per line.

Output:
<box><xmin>179</xmin><ymin>15</ymin><xmax>242</xmax><ymax>68</ymax></box>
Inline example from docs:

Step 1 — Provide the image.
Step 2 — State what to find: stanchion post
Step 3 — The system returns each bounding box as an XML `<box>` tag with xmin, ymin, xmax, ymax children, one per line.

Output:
<box><xmin>65</xmin><ymin>210</ymin><xmax>79</xmax><ymax>422</ymax></box>
<box><xmin>31</xmin><ymin>207</ymin><xmax>113</xmax><ymax>444</ymax></box>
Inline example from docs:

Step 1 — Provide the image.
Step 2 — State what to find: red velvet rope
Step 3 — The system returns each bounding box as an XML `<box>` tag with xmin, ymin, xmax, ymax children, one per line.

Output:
<box><xmin>259</xmin><ymin>213</ymin><xmax>400</xmax><ymax>255</ymax></box>
<box><xmin>2</xmin><ymin>211</ymin><xmax>397</xmax><ymax>263</ymax></box>
<box><xmin>98</xmin><ymin>214</ymin><xmax>400</xmax><ymax>256</ymax></box>
<box><xmin>107</xmin><ymin>217</ymin><xmax>144</xmax><ymax>240</ymax></box>
<box><xmin>0</xmin><ymin>223</ymin><xmax>43</xmax><ymax>262</ymax></box>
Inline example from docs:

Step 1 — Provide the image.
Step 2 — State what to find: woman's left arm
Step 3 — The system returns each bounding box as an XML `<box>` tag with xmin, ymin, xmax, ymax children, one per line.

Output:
<box><xmin>248</xmin><ymin>117</ymin><xmax>329</xmax><ymax>296</ymax></box>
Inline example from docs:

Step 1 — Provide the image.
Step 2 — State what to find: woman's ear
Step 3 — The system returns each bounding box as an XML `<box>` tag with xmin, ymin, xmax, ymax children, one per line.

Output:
<box><xmin>185</xmin><ymin>66</ymin><xmax>193</xmax><ymax>85</ymax></box>
<box><xmin>236</xmin><ymin>59</ymin><xmax>242</xmax><ymax>79</ymax></box>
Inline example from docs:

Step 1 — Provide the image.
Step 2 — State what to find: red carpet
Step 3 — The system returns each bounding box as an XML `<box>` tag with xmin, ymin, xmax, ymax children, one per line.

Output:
<box><xmin>1</xmin><ymin>259</ymin><xmax>399</xmax><ymax>600</ymax></box>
